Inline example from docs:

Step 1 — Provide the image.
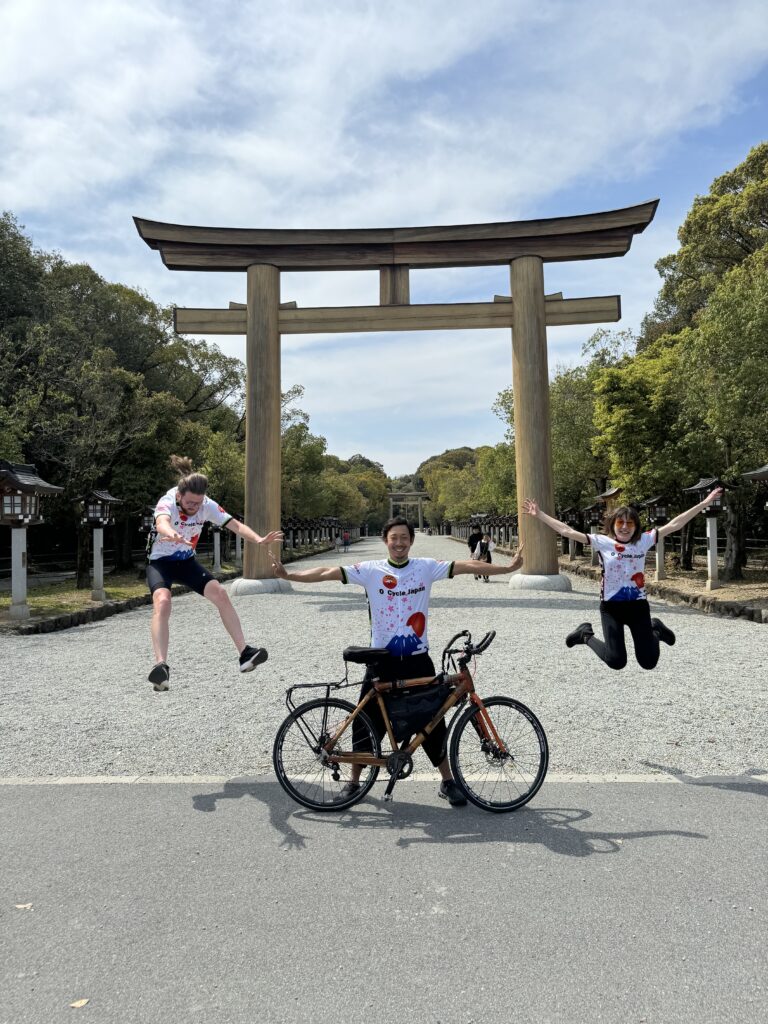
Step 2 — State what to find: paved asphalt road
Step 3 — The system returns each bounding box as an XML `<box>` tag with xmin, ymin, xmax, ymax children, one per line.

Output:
<box><xmin>2</xmin><ymin>535</ymin><xmax>767</xmax><ymax>1023</ymax></box>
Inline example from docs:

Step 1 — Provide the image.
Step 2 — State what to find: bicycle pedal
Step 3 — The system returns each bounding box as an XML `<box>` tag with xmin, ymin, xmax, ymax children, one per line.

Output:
<box><xmin>383</xmin><ymin>792</ymin><xmax>395</xmax><ymax>802</ymax></box>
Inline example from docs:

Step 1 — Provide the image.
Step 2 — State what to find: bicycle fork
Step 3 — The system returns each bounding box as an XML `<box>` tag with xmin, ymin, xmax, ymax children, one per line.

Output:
<box><xmin>469</xmin><ymin>695</ymin><xmax>509</xmax><ymax>755</ymax></box>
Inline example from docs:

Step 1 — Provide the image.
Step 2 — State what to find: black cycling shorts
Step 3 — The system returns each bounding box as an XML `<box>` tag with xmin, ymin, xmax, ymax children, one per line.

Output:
<box><xmin>146</xmin><ymin>556</ymin><xmax>215</xmax><ymax>597</ymax></box>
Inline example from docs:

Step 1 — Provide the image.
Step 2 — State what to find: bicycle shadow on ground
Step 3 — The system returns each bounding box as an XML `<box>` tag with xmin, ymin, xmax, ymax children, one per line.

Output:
<box><xmin>191</xmin><ymin>778</ymin><xmax>706</xmax><ymax>858</ymax></box>
<box><xmin>640</xmin><ymin>763</ymin><xmax>768</xmax><ymax>798</ymax></box>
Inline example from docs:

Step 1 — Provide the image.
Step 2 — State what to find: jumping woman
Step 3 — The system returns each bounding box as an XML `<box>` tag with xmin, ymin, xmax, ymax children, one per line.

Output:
<box><xmin>521</xmin><ymin>488</ymin><xmax>722</xmax><ymax>670</ymax></box>
<box><xmin>146</xmin><ymin>456</ymin><xmax>283</xmax><ymax>691</ymax></box>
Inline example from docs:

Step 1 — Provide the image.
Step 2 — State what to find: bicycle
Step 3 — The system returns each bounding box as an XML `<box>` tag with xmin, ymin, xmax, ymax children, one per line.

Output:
<box><xmin>272</xmin><ymin>629</ymin><xmax>548</xmax><ymax>813</ymax></box>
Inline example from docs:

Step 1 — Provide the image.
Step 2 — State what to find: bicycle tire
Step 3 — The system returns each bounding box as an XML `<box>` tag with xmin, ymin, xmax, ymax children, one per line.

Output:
<box><xmin>448</xmin><ymin>696</ymin><xmax>548</xmax><ymax>812</ymax></box>
<box><xmin>272</xmin><ymin>698</ymin><xmax>381</xmax><ymax>811</ymax></box>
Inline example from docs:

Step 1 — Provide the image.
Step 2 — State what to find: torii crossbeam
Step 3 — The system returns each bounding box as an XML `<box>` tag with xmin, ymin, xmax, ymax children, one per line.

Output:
<box><xmin>135</xmin><ymin>200</ymin><xmax>658</xmax><ymax>590</ymax></box>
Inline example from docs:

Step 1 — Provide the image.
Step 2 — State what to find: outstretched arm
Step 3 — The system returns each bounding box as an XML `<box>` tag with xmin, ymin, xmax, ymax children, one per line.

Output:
<box><xmin>270</xmin><ymin>550</ymin><xmax>343</xmax><ymax>583</ymax></box>
<box><xmin>452</xmin><ymin>546</ymin><xmax>523</xmax><ymax>576</ymax></box>
<box><xmin>154</xmin><ymin>513</ymin><xmax>194</xmax><ymax>547</ymax></box>
<box><xmin>521</xmin><ymin>498</ymin><xmax>589</xmax><ymax>545</ymax></box>
<box><xmin>657</xmin><ymin>488</ymin><xmax>723</xmax><ymax>538</ymax></box>
<box><xmin>226</xmin><ymin>520</ymin><xmax>284</xmax><ymax>545</ymax></box>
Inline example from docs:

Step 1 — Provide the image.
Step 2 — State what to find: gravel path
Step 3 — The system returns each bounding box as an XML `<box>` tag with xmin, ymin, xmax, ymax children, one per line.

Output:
<box><xmin>2</xmin><ymin>534</ymin><xmax>766</xmax><ymax>779</ymax></box>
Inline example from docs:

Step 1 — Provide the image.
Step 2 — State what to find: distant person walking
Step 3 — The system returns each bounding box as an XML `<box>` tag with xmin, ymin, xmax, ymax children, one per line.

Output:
<box><xmin>522</xmin><ymin>488</ymin><xmax>722</xmax><ymax>670</ymax></box>
<box><xmin>342</xmin><ymin>529</ymin><xmax>351</xmax><ymax>553</ymax></box>
<box><xmin>472</xmin><ymin>532</ymin><xmax>495</xmax><ymax>583</ymax></box>
<box><xmin>146</xmin><ymin>456</ymin><xmax>283</xmax><ymax>692</ymax></box>
<box><xmin>467</xmin><ymin>526</ymin><xmax>483</xmax><ymax>577</ymax></box>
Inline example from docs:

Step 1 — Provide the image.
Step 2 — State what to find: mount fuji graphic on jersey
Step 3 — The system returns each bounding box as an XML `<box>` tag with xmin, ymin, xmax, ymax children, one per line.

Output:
<box><xmin>386</xmin><ymin>612</ymin><xmax>426</xmax><ymax>656</ymax></box>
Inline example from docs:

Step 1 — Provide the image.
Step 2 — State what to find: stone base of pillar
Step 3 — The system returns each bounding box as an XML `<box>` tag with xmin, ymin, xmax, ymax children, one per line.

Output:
<box><xmin>9</xmin><ymin>603</ymin><xmax>31</xmax><ymax>620</ymax></box>
<box><xmin>229</xmin><ymin>578</ymin><xmax>293</xmax><ymax>596</ymax></box>
<box><xmin>705</xmin><ymin>579</ymin><xmax>721</xmax><ymax>591</ymax></box>
<box><xmin>508</xmin><ymin>573</ymin><xmax>572</xmax><ymax>592</ymax></box>
<box><xmin>91</xmin><ymin>589</ymin><xmax>107</xmax><ymax>602</ymax></box>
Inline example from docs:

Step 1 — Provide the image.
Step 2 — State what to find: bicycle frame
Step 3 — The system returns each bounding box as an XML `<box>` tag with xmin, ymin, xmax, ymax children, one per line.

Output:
<box><xmin>286</xmin><ymin>651</ymin><xmax>509</xmax><ymax>771</ymax></box>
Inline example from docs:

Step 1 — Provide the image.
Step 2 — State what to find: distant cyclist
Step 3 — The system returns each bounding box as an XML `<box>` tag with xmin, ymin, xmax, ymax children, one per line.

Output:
<box><xmin>146</xmin><ymin>455</ymin><xmax>282</xmax><ymax>692</ymax></box>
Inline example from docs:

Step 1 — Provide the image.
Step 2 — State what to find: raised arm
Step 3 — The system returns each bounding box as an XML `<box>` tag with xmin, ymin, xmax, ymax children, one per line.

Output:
<box><xmin>226</xmin><ymin>519</ymin><xmax>284</xmax><ymax>545</ymax></box>
<box><xmin>657</xmin><ymin>488</ymin><xmax>723</xmax><ymax>539</ymax></box>
<box><xmin>270</xmin><ymin>551</ymin><xmax>343</xmax><ymax>583</ymax></box>
<box><xmin>452</xmin><ymin>547</ymin><xmax>523</xmax><ymax>576</ymax></box>
<box><xmin>521</xmin><ymin>498</ymin><xmax>589</xmax><ymax>545</ymax></box>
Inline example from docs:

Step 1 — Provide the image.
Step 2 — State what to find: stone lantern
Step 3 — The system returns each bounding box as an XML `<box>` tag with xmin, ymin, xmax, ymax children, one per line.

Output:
<box><xmin>642</xmin><ymin>496</ymin><xmax>668</xmax><ymax>580</ymax></box>
<box><xmin>78</xmin><ymin>489</ymin><xmax>122</xmax><ymax>602</ymax></box>
<box><xmin>0</xmin><ymin>461</ymin><xmax>63</xmax><ymax>620</ymax></box>
<box><xmin>210</xmin><ymin>522</ymin><xmax>223</xmax><ymax>573</ymax></box>
<box><xmin>683</xmin><ymin>477</ymin><xmax>725</xmax><ymax>591</ymax></box>
<box><xmin>561</xmin><ymin>507</ymin><xmax>581</xmax><ymax>561</ymax></box>
<box><xmin>742</xmin><ymin>465</ymin><xmax>768</xmax><ymax>515</ymax></box>
<box><xmin>583</xmin><ymin>502</ymin><xmax>604</xmax><ymax>566</ymax></box>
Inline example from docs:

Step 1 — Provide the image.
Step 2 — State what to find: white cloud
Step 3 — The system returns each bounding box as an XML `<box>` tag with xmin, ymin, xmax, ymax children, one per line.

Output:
<box><xmin>2</xmin><ymin>0</ymin><xmax>768</xmax><ymax>473</ymax></box>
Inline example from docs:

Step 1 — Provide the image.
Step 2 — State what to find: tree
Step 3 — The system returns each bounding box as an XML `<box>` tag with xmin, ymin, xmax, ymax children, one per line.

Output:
<box><xmin>0</xmin><ymin>212</ymin><xmax>46</xmax><ymax>332</ymax></box>
<box><xmin>641</xmin><ymin>141</ymin><xmax>768</xmax><ymax>345</ymax></box>
<box><xmin>680</xmin><ymin>247</ymin><xmax>768</xmax><ymax>577</ymax></box>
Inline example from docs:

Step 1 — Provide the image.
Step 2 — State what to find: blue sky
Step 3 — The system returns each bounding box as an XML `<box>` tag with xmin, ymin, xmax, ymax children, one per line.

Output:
<box><xmin>2</xmin><ymin>0</ymin><xmax>767</xmax><ymax>476</ymax></box>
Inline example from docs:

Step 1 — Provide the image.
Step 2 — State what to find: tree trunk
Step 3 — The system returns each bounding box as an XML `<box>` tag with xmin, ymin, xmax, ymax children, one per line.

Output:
<box><xmin>112</xmin><ymin>518</ymin><xmax>135</xmax><ymax>571</ymax></box>
<box><xmin>76</xmin><ymin>522</ymin><xmax>91</xmax><ymax>589</ymax></box>
<box><xmin>681</xmin><ymin>520</ymin><xmax>695</xmax><ymax>571</ymax></box>
<box><xmin>722</xmin><ymin>493</ymin><xmax>746</xmax><ymax>581</ymax></box>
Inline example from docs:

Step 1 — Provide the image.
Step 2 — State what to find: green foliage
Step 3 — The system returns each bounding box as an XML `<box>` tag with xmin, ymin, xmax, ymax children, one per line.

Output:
<box><xmin>682</xmin><ymin>247</ymin><xmax>768</xmax><ymax>473</ymax></box>
<box><xmin>0</xmin><ymin>212</ymin><xmax>46</xmax><ymax>332</ymax></box>
<box><xmin>641</xmin><ymin>141</ymin><xmax>768</xmax><ymax>345</ymax></box>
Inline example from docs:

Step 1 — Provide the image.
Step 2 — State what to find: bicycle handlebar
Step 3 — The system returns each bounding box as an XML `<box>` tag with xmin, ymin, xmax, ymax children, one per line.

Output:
<box><xmin>472</xmin><ymin>630</ymin><xmax>496</xmax><ymax>655</ymax></box>
<box><xmin>443</xmin><ymin>629</ymin><xmax>470</xmax><ymax>653</ymax></box>
<box><xmin>441</xmin><ymin>628</ymin><xmax>496</xmax><ymax>664</ymax></box>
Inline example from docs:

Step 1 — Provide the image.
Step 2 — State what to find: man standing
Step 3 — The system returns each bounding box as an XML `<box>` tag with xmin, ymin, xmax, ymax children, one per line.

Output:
<box><xmin>271</xmin><ymin>517</ymin><xmax>523</xmax><ymax>805</ymax></box>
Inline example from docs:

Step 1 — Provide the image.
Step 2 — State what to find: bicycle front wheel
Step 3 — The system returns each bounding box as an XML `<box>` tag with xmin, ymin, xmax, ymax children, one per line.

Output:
<box><xmin>449</xmin><ymin>696</ymin><xmax>548</xmax><ymax>812</ymax></box>
<box><xmin>272</xmin><ymin>698</ymin><xmax>381</xmax><ymax>811</ymax></box>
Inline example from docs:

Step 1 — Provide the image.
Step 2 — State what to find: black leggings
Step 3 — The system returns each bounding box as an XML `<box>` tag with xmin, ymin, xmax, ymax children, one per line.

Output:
<box><xmin>352</xmin><ymin>652</ymin><xmax>448</xmax><ymax>767</ymax></box>
<box><xmin>587</xmin><ymin>600</ymin><xmax>660</xmax><ymax>671</ymax></box>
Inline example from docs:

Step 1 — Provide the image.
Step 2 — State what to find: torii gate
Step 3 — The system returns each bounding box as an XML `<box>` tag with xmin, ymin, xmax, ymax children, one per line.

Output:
<box><xmin>134</xmin><ymin>200</ymin><xmax>657</xmax><ymax>592</ymax></box>
<box><xmin>389</xmin><ymin>491</ymin><xmax>430</xmax><ymax>530</ymax></box>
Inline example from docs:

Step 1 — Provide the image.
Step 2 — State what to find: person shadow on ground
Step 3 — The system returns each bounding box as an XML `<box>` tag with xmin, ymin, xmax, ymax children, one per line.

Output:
<box><xmin>191</xmin><ymin>779</ymin><xmax>706</xmax><ymax>858</ymax></box>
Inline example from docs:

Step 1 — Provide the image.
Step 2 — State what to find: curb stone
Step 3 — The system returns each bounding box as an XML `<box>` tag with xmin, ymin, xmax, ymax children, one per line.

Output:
<box><xmin>447</xmin><ymin>535</ymin><xmax>766</xmax><ymax>626</ymax></box>
<box><xmin>556</xmin><ymin>557</ymin><xmax>766</xmax><ymax>626</ymax></box>
<box><xmin>2</xmin><ymin>541</ymin><xmax>349</xmax><ymax>636</ymax></box>
<box><xmin>6</xmin><ymin>572</ymin><xmax>241</xmax><ymax>636</ymax></box>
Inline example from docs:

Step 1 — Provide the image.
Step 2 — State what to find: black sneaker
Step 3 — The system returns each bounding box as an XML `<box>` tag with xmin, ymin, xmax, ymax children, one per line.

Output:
<box><xmin>336</xmin><ymin>781</ymin><xmax>361</xmax><ymax>801</ymax></box>
<box><xmin>239</xmin><ymin>646</ymin><xmax>268</xmax><ymax>673</ymax></box>
<box><xmin>565</xmin><ymin>623</ymin><xmax>594</xmax><ymax>648</ymax></box>
<box><xmin>438</xmin><ymin>779</ymin><xmax>467</xmax><ymax>806</ymax></box>
<box><xmin>652</xmin><ymin>618</ymin><xmax>676</xmax><ymax>646</ymax></box>
<box><xmin>148</xmin><ymin>662</ymin><xmax>170</xmax><ymax>692</ymax></box>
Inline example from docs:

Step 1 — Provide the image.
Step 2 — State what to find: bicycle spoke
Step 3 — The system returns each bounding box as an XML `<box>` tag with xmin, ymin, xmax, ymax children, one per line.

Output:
<box><xmin>449</xmin><ymin>697</ymin><xmax>548</xmax><ymax>812</ymax></box>
<box><xmin>273</xmin><ymin>699</ymin><xmax>381</xmax><ymax>811</ymax></box>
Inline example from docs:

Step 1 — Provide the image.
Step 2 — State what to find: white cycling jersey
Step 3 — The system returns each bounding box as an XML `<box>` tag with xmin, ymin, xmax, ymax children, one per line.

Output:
<box><xmin>341</xmin><ymin>557</ymin><xmax>454</xmax><ymax>656</ymax></box>
<box><xmin>149</xmin><ymin>488</ymin><xmax>232</xmax><ymax>561</ymax></box>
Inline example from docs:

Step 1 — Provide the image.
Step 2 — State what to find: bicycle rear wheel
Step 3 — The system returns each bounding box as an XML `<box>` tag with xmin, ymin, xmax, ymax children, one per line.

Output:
<box><xmin>449</xmin><ymin>696</ymin><xmax>548</xmax><ymax>812</ymax></box>
<box><xmin>272</xmin><ymin>698</ymin><xmax>381</xmax><ymax>811</ymax></box>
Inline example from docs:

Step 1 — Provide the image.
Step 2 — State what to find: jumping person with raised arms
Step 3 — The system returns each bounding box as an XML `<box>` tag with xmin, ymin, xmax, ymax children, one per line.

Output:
<box><xmin>146</xmin><ymin>456</ymin><xmax>283</xmax><ymax>691</ymax></box>
<box><xmin>270</xmin><ymin>517</ymin><xmax>523</xmax><ymax>805</ymax></box>
<box><xmin>521</xmin><ymin>488</ymin><xmax>722</xmax><ymax>670</ymax></box>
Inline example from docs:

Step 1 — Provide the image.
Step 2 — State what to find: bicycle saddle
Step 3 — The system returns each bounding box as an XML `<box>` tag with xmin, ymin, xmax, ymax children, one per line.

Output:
<box><xmin>343</xmin><ymin>646</ymin><xmax>390</xmax><ymax>665</ymax></box>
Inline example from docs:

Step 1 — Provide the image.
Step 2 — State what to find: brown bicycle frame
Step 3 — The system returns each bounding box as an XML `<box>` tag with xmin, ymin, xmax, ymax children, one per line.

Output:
<box><xmin>322</xmin><ymin>663</ymin><xmax>509</xmax><ymax>767</ymax></box>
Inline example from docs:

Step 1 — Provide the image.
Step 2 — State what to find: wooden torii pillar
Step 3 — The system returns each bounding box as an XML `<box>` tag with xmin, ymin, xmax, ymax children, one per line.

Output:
<box><xmin>134</xmin><ymin>201</ymin><xmax>657</xmax><ymax>591</ymax></box>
